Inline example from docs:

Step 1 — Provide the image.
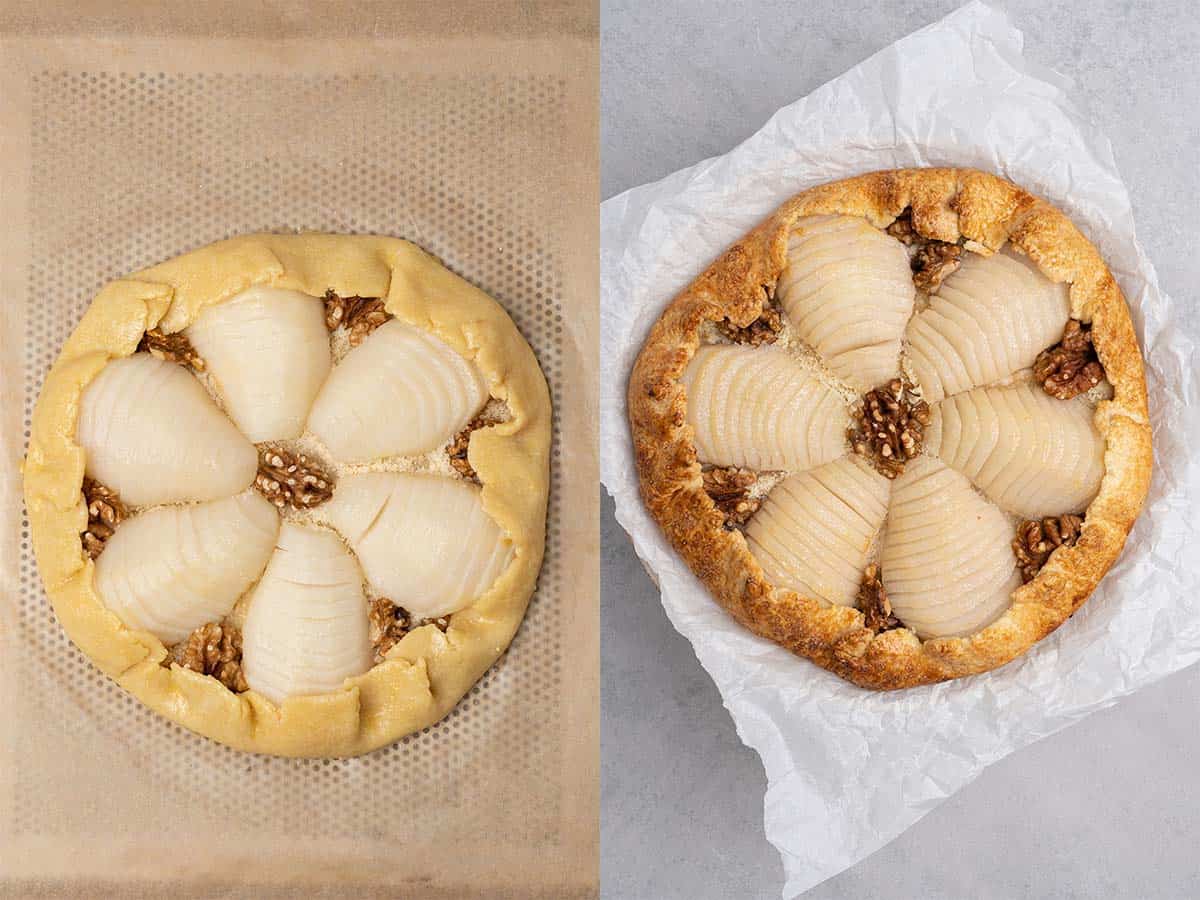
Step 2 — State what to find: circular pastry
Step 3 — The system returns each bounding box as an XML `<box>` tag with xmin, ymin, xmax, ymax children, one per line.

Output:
<box><xmin>24</xmin><ymin>234</ymin><xmax>551</xmax><ymax>756</ymax></box>
<box><xmin>628</xmin><ymin>168</ymin><xmax>1152</xmax><ymax>689</ymax></box>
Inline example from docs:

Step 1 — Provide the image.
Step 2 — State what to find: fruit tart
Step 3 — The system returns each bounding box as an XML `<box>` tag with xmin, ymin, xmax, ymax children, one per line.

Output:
<box><xmin>628</xmin><ymin>168</ymin><xmax>1151</xmax><ymax>689</ymax></box>
<box><xmin>25</xmin><ymin>233</ymin><xmax>551</xmax><ymax>755</ymax></box>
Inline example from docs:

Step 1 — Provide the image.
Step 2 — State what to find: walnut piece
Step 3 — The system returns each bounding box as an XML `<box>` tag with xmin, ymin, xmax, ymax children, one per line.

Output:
<box><xmin>885</xmin><ymin>210</ymin><xmax>918</xmax><ymax>245</ymax></box>
<box><xmin>911</xmin><ymin>241</ymin><xmax>962</xmax><ymax>294</ymax></box>
<box><xmin>369</xmin><ymin>597</ymin><xmax>412</xmax><ymax>661</ymax></box>
<box><xmin>323</xmin><ymin>289</ymin><xmax>391</xmax><ymax>346</ymax></box>
<box><xmin>858</xmin><ymin>563</ymin><xmax>901</xmax><ymax>632</ymax></box>
<box><xmin>168</xmin><ymin>622</ymin><xmax>248</xmax><ymax>692</ymax></box>
<box><xmin>1013</xmin><ymin>514</ymin><xmax>1084</xmax><ymax>583</ymax></box>
<box><xmin>255</xmin><ymin>446</ymin><xmax>334</xmax><ymax>510</ymax></box>
<box><xmin>702</xmin><ymin>466</ymin><xmax>761</xmax><ymax>527</ymax></box>
<box><xmin>1033</xmin><ymin>319</ymin><xmax>1105</xmax><ymax>400</ymax></box>
<box><xmin>80</xmin><ymin>477</ymin><xmax>127</xmax><ymax>559</ymax></box>
<box><xmin>716</xmin><ymin>304</ymin><xmax>784</xmax><ymax>346</ymax></box>
<box><xmin>138</xmin><ymin>328</ymin><xmax>205</xmax><ymax>371</ymax></box>
<box><xmin>448</xmin><ymin>413</ymin><xmax>501</xmax><ymax>483</ymax></box>
<box><xmin>849</xmin><ymin>379</ymin><xmax>931</xmax><ymax>479</ymax></box>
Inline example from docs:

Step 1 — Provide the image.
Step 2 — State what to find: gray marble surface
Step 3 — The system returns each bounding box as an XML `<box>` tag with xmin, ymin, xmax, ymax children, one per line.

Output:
<box><xmin>600</xmin><ymin>1</ymin><xmax>1200</xmax><ymax>897</ymax></box>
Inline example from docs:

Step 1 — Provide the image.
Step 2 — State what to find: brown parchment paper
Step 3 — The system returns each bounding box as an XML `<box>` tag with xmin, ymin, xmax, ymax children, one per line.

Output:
<box><xmin>0</xmin><ymin>3</ymin><xmax>599</xmax><ymax>897</ymax></box>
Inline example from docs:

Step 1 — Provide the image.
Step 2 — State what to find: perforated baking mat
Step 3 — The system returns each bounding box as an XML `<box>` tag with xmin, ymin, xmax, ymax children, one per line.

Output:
<box><xmin>0</xmin><ymin>11</ymin><xmax>598</xmax><ymax>898</ymax></box>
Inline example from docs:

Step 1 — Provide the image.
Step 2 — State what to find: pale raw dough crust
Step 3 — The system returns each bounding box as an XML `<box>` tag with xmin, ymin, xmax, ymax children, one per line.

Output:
<box><xmin>628</xmin><ymin>168</ymin><xmax>1153</xmax><ymax>690</ymax></box>
<box><xmin>24</xmin><ymin>233</ymin><xmax>552</xmax><ymax>756</ymax></box>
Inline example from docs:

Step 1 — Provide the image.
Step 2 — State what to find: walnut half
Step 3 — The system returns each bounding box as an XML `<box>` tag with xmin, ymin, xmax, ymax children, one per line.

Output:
<box><xmin>886</xmin><ymin>208</ymin><xmax>964</xmax><ymax>294</ymax></box>
<box><xmin>716</xmin><ymin>304</ymin><xmax>784</xmax><ymax>346</ymax></box>
<box><xmin>448</xmin><ymin>413</ymin><xmax>503</xmax><ymax>483</ymax></box>
<box><xmin>81</xmin><ymin>477</ymin><xmax>127</xmax><ymax>559</ymax></box>
<box><xmin>849</xmin><ymin>379</ymin><xmax>931</xmax><ymax>479</ymax></box>
<box><xmin>885</xmin><ymin>211</ymin><xmax>919</xmax><ymax>245</ymax></box>
<box><xmin>138</xmin><ymin>328</ymin><xmax>206</xmax><ymax>371</ymax></box>
<box><xmin>911</xmin><ymin>241</ymin><xmax>962</xmax><ymax>294</ymax></box>
<box><xmin>323</xmin><ymin>289</ymin><xmax>391</xmax><ymax>346</ymax></box>
<box><xmin>1033</xmin><ymin>319</ymin><xmax>1104</xmax><ymax>400</ymax></box>
<box><xmin>1013</xmin><ymin>514</ymin><xmax>1083</xmax><ymax>583</ymax></box>
<box><xmin>702</xmin><ymin>466</ymin><xmax>760</xmax><ymax>527</ymax></box>
<box><xmin>369</xmin><ymin>597</ymin><xmax>411</xmax><ymax>662</ymax></box>
<box><xmin>168</xmin><ymin>622</ymin><xmax>248</xmax><ymax>693</ymax></box>
<box><xmin>858</xmin><ymin>563</ymin><xmax>901</xmax><ymax>632</ymax></box>
<box><xmin>255</xmin><ymin>446</ymin><xmax>335</xmax><ymax>510</ymax></box>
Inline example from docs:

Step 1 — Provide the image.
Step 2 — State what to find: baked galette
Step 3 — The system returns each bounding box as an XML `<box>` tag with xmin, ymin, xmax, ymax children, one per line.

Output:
<box><xmin>629</xmin><ymin>168</ymin><xmax>1151</xmax><ymax>689</ymax></box>
<box><xmin>24</xmin><ymin>234</ymin><xmax>551</xmax><ymax>756</ymax></box>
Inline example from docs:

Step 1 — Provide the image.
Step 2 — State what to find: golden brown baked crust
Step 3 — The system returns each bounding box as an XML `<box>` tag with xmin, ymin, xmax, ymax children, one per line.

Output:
<box><xmin>628</xmin><ymin>168</ymin><xmax>1152</xmax><ymax>690</ymax></box>
<box><xmin>24</xmin><ymin>233</ymin><xmax>552</xmax><ymax>755</ymax></box>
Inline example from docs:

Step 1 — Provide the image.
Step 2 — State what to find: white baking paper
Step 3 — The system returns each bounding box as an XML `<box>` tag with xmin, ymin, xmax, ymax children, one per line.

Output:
<box><xmin>599</xmin><ymin>2</ymin><xmax>1200</xmax><ymax>896</ymax></box>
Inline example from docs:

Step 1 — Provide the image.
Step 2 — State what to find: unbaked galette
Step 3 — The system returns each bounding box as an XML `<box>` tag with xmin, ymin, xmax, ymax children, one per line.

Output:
<box><xmin>629</xmin><ymin>169</ymin><xmax>1151</xmax><ymax>689</ymax></box>
<box><xmin>24</xmin><ymin>234</ymin><xmax>551</xmax><ymax>756</ymax></box>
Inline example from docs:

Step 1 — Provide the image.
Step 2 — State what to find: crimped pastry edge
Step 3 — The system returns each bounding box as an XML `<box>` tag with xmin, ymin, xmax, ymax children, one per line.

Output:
<box><xmin>627</xmin><ymin>167</ymin><xmax>1152</xmax><ymax>690</ymax></box>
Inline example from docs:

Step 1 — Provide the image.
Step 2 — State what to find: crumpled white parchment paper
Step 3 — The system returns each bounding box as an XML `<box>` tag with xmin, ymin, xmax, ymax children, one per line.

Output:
<box><xmin>599</xmin><ymin>2</ymin><xmax>1200</xmax><ymax>896</ymax></box>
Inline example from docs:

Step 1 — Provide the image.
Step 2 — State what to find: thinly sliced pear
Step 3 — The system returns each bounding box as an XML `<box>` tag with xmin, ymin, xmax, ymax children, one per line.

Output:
<box><xmin>307</xmin><ymin>320</ymin><xmax>487</xmax><ymax>463</ymax></box>
<box><xmin>880</xmin><ymin>456</ymin><xmax>1019</xmax><ymax>639</ymax></box>
<box><xmin>321</xmin><ymin>472</ymin><xmax>513</xmax><ymax>619</ymax></box>
<box><xmin>185</xmin><ymin>286</ymin><xmax>332</xmax><ymax>442</ymax></box>
<box><xmin>77</xmin><ymin>353</ymin><xmax>258</xmax><ymax>506</ymax></box>
<box><xmin>241</xmin><ymin>523</ymin><xmax>373</xmax><ymax>704</ymax></box>
<box><xmin>906</xmin><ymin>250</ymin><xmax>1070</xmax><ymax>401</ymax></box>
<box><xmin>777</xmin><ymin>215</ymin><xmax>915</xmax><ymax>390</ymax></box>
<box><xmin>94</xmin><ymin>490</ymin><xmax>279</xmax><ymax>644</ymax></box>
<box><xmin>681</xmin><ymin>344</ymin><xmax>848</xmax><ymax>473</ymax></box>
<box><xmin>745</xmin><ymin>455</ymin><xmax>890</xmax><ymax>606</ymax></box>
<box><xmin>926</xmin><ymin>381</ymin><xmax>1104</xmax><ymax>518</ymax></box>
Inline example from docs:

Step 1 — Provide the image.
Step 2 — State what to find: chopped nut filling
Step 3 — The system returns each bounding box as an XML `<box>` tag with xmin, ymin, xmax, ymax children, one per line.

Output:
<box><xmin>1013</xmin><ymin>514</ymin><xmax>1084</xmax><ymax>583</ymax></box>
<box><xmin>168</xmin><ymin>621</ymin><xmax>248</xmax><ymax>692</ymax></box>
<box><xmin>254</xmin><ymin>446</ymin><xmax>335</xmax><ymax>510</ymax></box>
<box><xmin>448</xmin><ymin>413</ymin><xmax>502</xmax><ymax>483</ymax></box>
<box><xmin>849</xmin><ymin>379</ymin><xmax>931</xmax><ymax>479</ymax></box>
<box><xmin>80</xmin><ymin>477</ymin><xmax>127</xmax><ymax>559</ymax></box>
<box><xmin>323</xmin><ymin>289</ymin><xmax>391</xmax><ymax>346</ymax></box>
<box><xmin>885</xmin><ymin>210</ymin><xmax>918</xmax><ymax>245</ymax></box>
<box><xmin>702</xmin><ymin>465</ymin><xmax>761</xmax><ymax>527</ymax></box>
<box><xmin>858</xmin><ymin>563</ymin><xmax>901</xmax><ymax>632</ymax></box>
<box><xmin>369</xmin><ymin>597</ymin><xmax>411</xmax><ymax>661</ymax></box>
<box><xmin>911</xmin><ymin>241</ymin><xmax>962</xmax><ymax>294</ymax></box>
<box><xmin>138</xmin><ymin>328</ymin><xmax>206</xmax><ymax>371</ymax></box>
<box><xmin>1033</xmin><ymin>319</ymin><xmax>1105</xmax><ymax>400</ymax></box>
<box><xmin>716</xmin><ymin>304</ymin><xmax>784</xmax><ymax>346</ymax></box>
